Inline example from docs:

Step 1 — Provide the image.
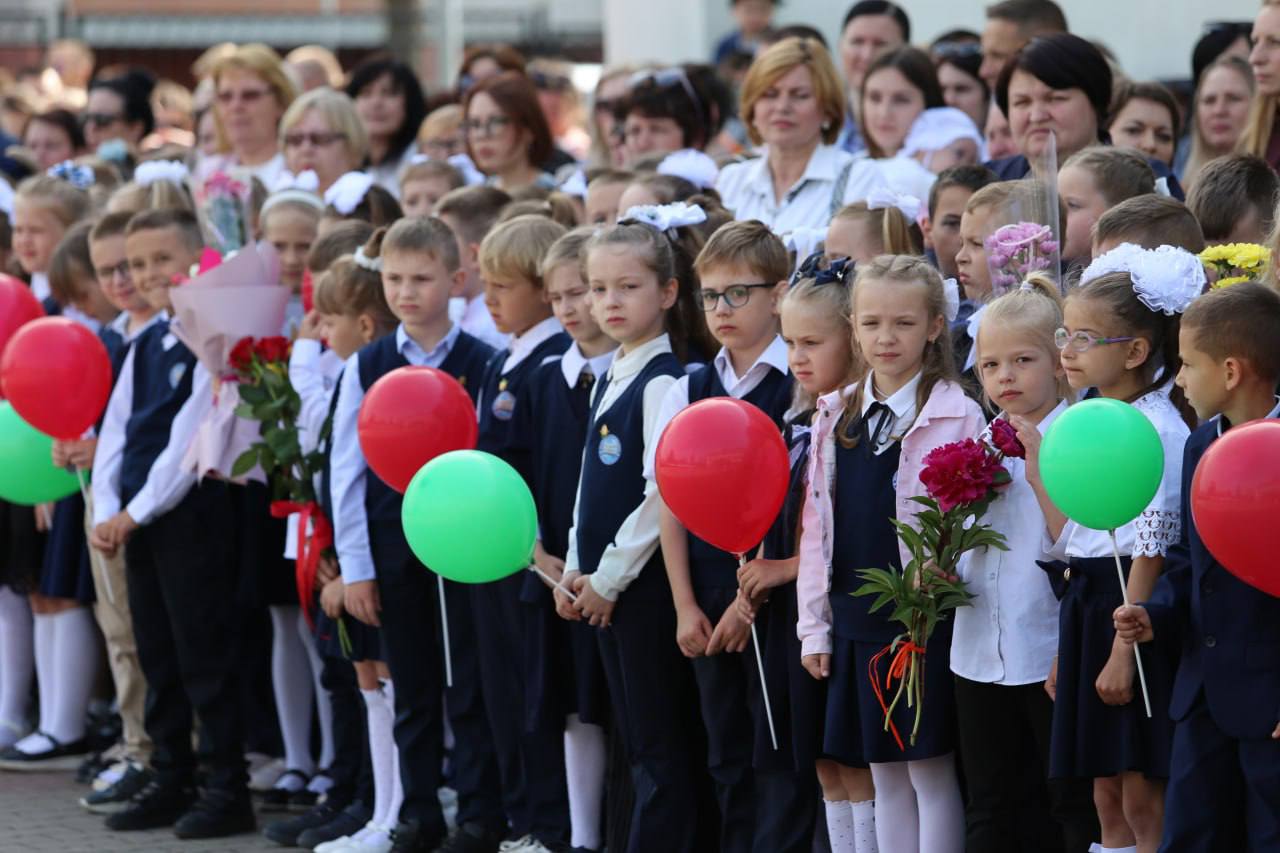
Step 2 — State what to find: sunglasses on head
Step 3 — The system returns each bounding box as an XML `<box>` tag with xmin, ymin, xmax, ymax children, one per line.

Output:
<box><xmin>629</xmin><ymin>67</ymin><xmax>703</xmax><ymax>116</ymax></box>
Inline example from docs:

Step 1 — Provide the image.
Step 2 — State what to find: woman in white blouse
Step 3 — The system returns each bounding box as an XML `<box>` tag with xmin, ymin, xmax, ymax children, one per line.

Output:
<box><xmin>716</xmin><ymin>37</ymin><xmax>859</xmax><ymax>233</ymax></box>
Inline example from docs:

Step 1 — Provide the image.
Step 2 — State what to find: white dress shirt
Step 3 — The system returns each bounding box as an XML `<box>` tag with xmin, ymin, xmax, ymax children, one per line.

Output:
<box><xmin>716</xmin><ymin>144</ymin><xmax>861</xmax><ymax>234</ymax></box>
<box><xmin>643</xmin><ymin>336</ymin><xmax>790</xmax><ymax>479</ymax></box>
<box><xmin>500</xmin><ymin>316</ymin><xmax>562</xmax><ymax>375</ymax></box>
<box><xmin>564</xmin><ymin>334</ymin><xmax>679</xmax><ymax>601</ymax></box>
<box><xmin>559</xmin><ymin>342</ymin><xmax>617</xmax><ymax>390</ymax></box>
<box><xmin>951</xmin><ymin>401</ymin><xmax>1067</xmax><ymax>685</ymax></box>
<box><xmin>331</xmin><ymin>324</ymin><xmax>461</xmax><ymax>585</ymax></box>
<box><xmin>859</xmin><ymin>371</ymin><xmax>921</xmax><ymax>455</ymax></box>
<box><xmin>288</xmin><ymin>339</ymin><xmax>345</xmax><ymax>456</ymax></box>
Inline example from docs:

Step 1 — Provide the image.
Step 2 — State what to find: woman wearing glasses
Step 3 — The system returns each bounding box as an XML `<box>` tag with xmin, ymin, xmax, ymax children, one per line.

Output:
<box><xmin>462</xmin><ymin>71</ymin><xmax>556</xmax><ymax>192</ymax></box>
<box><xmin>82</xmin><ymin>71</ymin><xmax>154</xmax><ymax>154</ymax></box>
<box><xmin>617</xmin><ymin>65</ymin><xmax>725</xmax><ymax>165</ymax></box>
<box><xmin>201</xmin><ymin>43</ymin><xmax>297</xmax><ymax>188</ymax></box>
<box><xmin>345</xmin><ymin>57</ymin><xmax>428</xmax><ymax>196</ymax></box>
<box><xmin>279</xmin><ymin>89</ymin><xmax>368</xmax><ymax>196</ymax></box>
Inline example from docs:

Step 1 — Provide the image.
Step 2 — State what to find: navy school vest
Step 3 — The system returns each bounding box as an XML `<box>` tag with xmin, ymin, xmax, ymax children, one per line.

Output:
<box><xmin>475</xmin><ymin>332</ymin><xmax>572</xmax><ymax>477</ymax></box>
<box><xmin>355</xmin><ymin>330</ymin><xmax>495</xmax><ymax>524</ymax></box>
<box><xmin>522</xmin><ymin>356</ymin><xmax>595</xmax><ymax>560</ymax></box>
<box><xmin>120</xmin><ymin>321</ymin><xmax>197</xmax><ymax>505</ymax></box>
<box><xmin>763</xmin><ymin>415</ymin><xmax>813</xmax><ymax>561</ymax></box>
<box><xmin>575</xmin><ymin>352</ymin><xmax>684</xmax><ymax>597</ymax></box>
<box><xmin>684</xmin><ymin>363</ymin><xmax>793</xmax><ymax>587</ymax></box>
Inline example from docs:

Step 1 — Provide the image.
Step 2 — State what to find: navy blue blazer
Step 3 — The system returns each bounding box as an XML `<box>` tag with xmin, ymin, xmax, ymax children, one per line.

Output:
<box><xmin>1144</xmin><ymin>418</ymin><xmax>1280</xmax><ymax>739</ymax></box>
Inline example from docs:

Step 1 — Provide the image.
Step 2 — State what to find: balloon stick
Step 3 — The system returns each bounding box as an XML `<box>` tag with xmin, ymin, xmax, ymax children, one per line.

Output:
<box><xmin>1109</xmin><ymin>529</ymin><xmax>1151</xmax><ymax>718</ymax></box>
<box><xmin>437</xmin><ymin>574</ymin><xmax>453</xmax><ymax>688</ymax></box>
<box><xmin>740</xmin><ymin>554</ymin><xmax>778</xmax><ymax>750</ymax></box>
<box><xmin>75</xmin><ymin>467</ymin><xmax>114</xmax><ymax>605</ymax></box>
<box><xmin>529</xmin><ymin>563</ymin><xmax>578</xmax><ymax>602</ymax></box>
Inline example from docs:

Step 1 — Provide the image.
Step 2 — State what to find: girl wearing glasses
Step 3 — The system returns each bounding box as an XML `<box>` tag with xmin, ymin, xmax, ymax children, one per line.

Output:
<box><xmin>202</xmin><ymin>44</ymin><xmax>297</xmax><ymax>190</ymax></box>
<box><xmin>462</xmin><ymin>72</ymin><xmax>556</xmax><ymax>193</ymax></box>
<box><xmin>279</xmin><ymin>89</ymin><xmax>368</xmax><ymax>196</ymax></box>
<box><xmin>1042</xmin><ymin>247</ymin><xmax>1201</xmax><ymax>853</ymax></box>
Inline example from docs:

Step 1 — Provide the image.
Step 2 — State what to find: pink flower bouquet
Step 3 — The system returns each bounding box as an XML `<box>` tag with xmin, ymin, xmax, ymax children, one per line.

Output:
<box><xmin>984</xmin><ymin>221</ymin><xmax>1059</xmax><ymax>294</ymax></box>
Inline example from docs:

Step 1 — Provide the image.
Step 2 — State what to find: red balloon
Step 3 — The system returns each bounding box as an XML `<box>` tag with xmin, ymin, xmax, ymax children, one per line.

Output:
<box><xmin>0</xmin><ymin>317</ymin><xmax>112</xmax><ymax>440</ymax></box>
<box><xmin>358</xmin><ymin>366</ymin><xmax>478</xmax><ymax>493</ymax></box>
<box><xmin>0</xmin><ymin>276</ymin><xmax>45</xmax><ymax>400</ymax></box>
<box><xmin>655</xmin><ymin>397</ymin><xmax>790</xmax><ymax>556</ymax></box>
<box><xmin>1190</xmin><ymin>419</ymin><xmax>1280</xmax><ymax>597</ymax></box>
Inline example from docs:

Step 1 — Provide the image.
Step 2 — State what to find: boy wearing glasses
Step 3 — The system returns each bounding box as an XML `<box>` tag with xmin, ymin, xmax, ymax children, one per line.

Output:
<box><xmin>647</xmin><ymin>221</ymin><xmax>807</xmax><ymax>852</ymax></box>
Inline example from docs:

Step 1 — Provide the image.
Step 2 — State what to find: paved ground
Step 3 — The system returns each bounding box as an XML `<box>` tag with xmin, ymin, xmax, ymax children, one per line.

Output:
<box><xmin>0</xmin><ymin>770</ymin><xmax>284</xmax><ymax>853</ymax></box>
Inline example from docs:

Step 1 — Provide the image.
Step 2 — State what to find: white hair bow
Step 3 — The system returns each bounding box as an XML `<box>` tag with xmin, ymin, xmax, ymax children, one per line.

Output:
<box><xmin>353</xmin><ymin>246</ymin><xmax>383</xmax><ymax>272</ymax></box>
<box><xmin>1082</xmin><ymin>242</ymin><xmax>1205</xmax><ymax>315</ymax></box>
<box><xmin>447</xmin><ymin>154</ymin><xmax>486</xmax><ymax>187</ymax></box>
<box><xmin>559</xmin><ymin>168</ymin><xmax>588</xmax><ymax>199</ymax></box>
<box><xmin>47</xmin><ymin>160</ymin><xmax>94</xmax><ymax>190</ymax></box>
<box><xmin>657</xmin><ymin>148</ymin><xmax>719</xmax><ymax>189</ymax></box>
<box><xmin>866</xmin><ymin>186</ymin><xmax>921</xmax><ymax>223</ymax></box>
<box><xmin>942</xmin><ymin>277</ymin><xmax>961</xmax><ymax>323</ymax></box>
<box><xmin>134</xmin><ymin>160</ymin><xmax>190</xmax><ymax>187</ymax></box>
<box><xmin>324</xmin><ymin>171</ymin><xmax>376</xmax><ymax>214</ymax></box>
<box><xmin>783</xmin><ymin>227</ymin><xmax>827</xmax><ymax>270</ymax></box>
<box><xmin>621</xmin><ymin>201</ymin><xmax>707</xmax><ymax>234</ymax></box>
<box><xmin>272</xmin><ymin>170</ymin><xmax>320</xmax><ymax>194</ymax></box>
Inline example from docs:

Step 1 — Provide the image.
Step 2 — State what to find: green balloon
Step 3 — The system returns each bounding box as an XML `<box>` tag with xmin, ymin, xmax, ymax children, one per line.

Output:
<box><xmin>401</xmin><ymin>450</ymin><xmax>537</xmax><ymax>584</ymax></box>
<box><xmin>0</xmin><ymin>402</ymin><xmax>80</xmax><ymax>505</ymax></box>
<box><xmin>1040</xmin><ymin>398</ymin><xmax>1164</xmax><ymax>530</ymax></box>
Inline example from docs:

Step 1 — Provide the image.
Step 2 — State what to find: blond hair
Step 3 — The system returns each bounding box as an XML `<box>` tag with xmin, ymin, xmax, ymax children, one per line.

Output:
<box><xmin>210</xmin><ymin>44</ymin><xmax>298</xmax><ymax>154</ymax></box>
<box><xmin>831</xmin><ymin>202</ymin><xmax>923</xmax><ymax>256</ymax></box>
<box><xmin>280</xmin><ymin>88</ymin><xmax>368</xmax><ymax>168</ymax></box>
<box><xmin>780</xmin><ymin>270</ymin><xmax>858</xmax><ymax>413</ymax></box>
<box><xmin>315</xmin><ymin>263</ymin><xmax>397</xmax><ymax>335</ymax></box>
<box><xmin>16</xmin><ymin>174</ymin><xmax>90</xmax><ymax>227</ymax></box>
<box><xmin>398</xmin><ymin>159</ymin><xmax>464</xmax><ymax>195</ymax></box>
<box><xmin>479</xmin><ymin>214</ymin><xmax>568</xmax><ymax>286</ymax></box>
<box><xmin>1240</xmin><ymin>1</ymin><xmax>1280</xmax><ymax>160</ymax></box>
<box><xmin>693</xmin><ymin>219</ymin><xmax>790</xmax><ymax>283</ymax></box>
<box><xmin>364</xmin><ymin>216</ymin><xmax>461</xmax><ymax>271</ymax></box>
<box><xmin>106</xmin><ymin>178</ymin><xmax>194</xmax><ymax>216</ymax></box>
<box><xmin>418</xmin><ymin>104</ymin><xmax>463</xmax><ymax>148</ymax></box>
<box><xmin>974</xmin><ymin>273</ymin><xmax>1070</xmax><ymax>408</ymax></box>
<box><xmin>285</xmin><ymin>45</ymin><xmax>345</xmax><ymax>90</ymax></box>
<box><xmin>740</xmin><ymin>37</ymin><xmax>845</xmax><ymax>147</ymax></box>
<box><xmin>541</xmin><ymin>226</ymin><xmax>594</xmax><ymax>279</ymax></box>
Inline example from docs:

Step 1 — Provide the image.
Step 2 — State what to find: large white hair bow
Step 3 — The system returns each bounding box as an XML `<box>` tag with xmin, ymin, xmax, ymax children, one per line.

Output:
<box><xmin>621</xmin><ymin>201</ymin><xmax>707</xmax><ymax>234</ymax></box>
<box><xmin>1082</xmin><ymin>242</ymin><xmax>1205</xmax><ymax>315</ymax></box>
<box><xmin>262</xmin><ymin>170</ymin><xmax>324</xmax><ymax>215</ymax></box>
<box><xmin>324</xmin><ymin>171</ymin><xmax>375</xmax><ymax>214</ymax></box>
<box><xmin>134</xmin><ymin>159</ymin><xmax>190</xmax><ymax>187</ymax></box>
<box><xmin>783</xmin><ymin>227</ymin><xmax>828</xmax><ymax>270</ymax></box>
<box><xmin>47</xmin><ymin>160</ymin><xmax>95</xmax><ymax>190</ymax></box>
<box><xmin>865</xmin><ymin>186</ymin><xmax>921</xmax><ymax>222</ymax></box>
<box><xmin>657</xmin><ymin>148</ymin><xmax>719</xmax><ymax>189</ymax></box>
<box><xmin>558</xmin><ymin>168</ymin><xmax>588</xmax><ymax>199</ymax></box>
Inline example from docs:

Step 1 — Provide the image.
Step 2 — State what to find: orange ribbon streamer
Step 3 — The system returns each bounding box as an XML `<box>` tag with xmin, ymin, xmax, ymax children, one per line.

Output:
<box><xmin>270</xmin><ymin>500</ymin><xmax>333</xmax><ymax>629</ymax></box>
<box><xmin>868</xmin><ymin>639</ymin><xmax>926</xmax><ymax>752</ymax></box>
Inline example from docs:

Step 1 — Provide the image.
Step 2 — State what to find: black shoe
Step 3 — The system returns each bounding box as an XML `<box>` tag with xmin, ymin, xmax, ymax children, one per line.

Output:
<box><xmin>173</xmin><ymin>788</ymin><xmax>256</xmax><ymax>839</ymax></box>
<box><xmin>76</xmin><ymin>751</ymin><xmax>109</xmax><ymax>784</ymax></box>
<box><xmin>296</xmin><ymin>801</ymin><xmax>372</xmax><ymax>849</ymax></box>
<box><xmin>263</xmin><ymin>797</ymin><xmax>348</xmax><ymax>847</ymax></box>
<box><xmin>430</xmin><ymin>821</ymin><xmax>504</xmax><ymax>853</ymax></box>
<box><xmin>390</xmin><ymin>818</ymin><xmax>445</xmax><ymax>853</ymax></box>
<box><xmin>104</xmin><ymin>777</ymin><xmax>196</xmax><ymax>831</ymax></box>
<box><xmin>260</xmin><ymin>769</ymin><xmax>310</xmax><ymax>812</ymax></box>
<box><xmin>80</xmin><ymin>762</ymin><xmax>154</xmax><ymax>814</ymax></box>
<box><xmin>0</xmin><ymin>732</ymin><xmax>91</xmax><ymax>771</ymax></box>
<box><xmin>289</xmin><ymin>786</ymin><xmax>319</xmax><ymax>812</ymax></box>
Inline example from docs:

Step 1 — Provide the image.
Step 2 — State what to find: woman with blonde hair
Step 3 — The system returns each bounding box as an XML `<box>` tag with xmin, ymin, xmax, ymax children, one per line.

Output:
<box><xmin>280</xmin><ymin>88</ymin><xmax>368</xmax><ymax>195</ymax></box>
<box><xmin>1240</xmin><ymin>0</ymin><xmax>1280</xmax><ymax>168</ymax></box>
<box><xmin>200</xmin><ymin>43</ymin><xmax>298</xmax><ymax>187</ymax></box>
<box><xmin>1181</xmin><ymin>55</ymin><xmax>1254</xmax><ymax>190</ymax></box>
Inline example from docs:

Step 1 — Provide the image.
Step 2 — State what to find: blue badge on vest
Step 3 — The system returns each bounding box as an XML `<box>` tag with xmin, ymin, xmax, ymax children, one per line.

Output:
<box><xmin>169</xmin><ymin>362</ymin><xmax>188</xmax><ymax>389</ymax></box>
<box><xmin>597</xmin><ymin>424</ymin><xmax>622</xmax><ymax>465</ymax></box>
<box><xmin>891</xmin><ymin>470</ymin><xmax>898</xmax><ymax>489</ymax></box>
<box><xmin>491</xmin><ymin>379</ymin><xmax>516</xmax><ymax>421</ymax></box>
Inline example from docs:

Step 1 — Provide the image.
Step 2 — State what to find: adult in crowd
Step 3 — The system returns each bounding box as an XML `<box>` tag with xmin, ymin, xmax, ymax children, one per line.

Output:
<box><xmin>716</xmin><ymin>36</ymin><xmax>858</xmax><ymax>232</ymax></box>
<box><xmin>280</xmin><ymin>88</ymin><xmax>368</xmax><ymax>195</ymax></box>
<box><xmin>933</xmin><ymin>36</ymin><xmax>989</xmax><ymax>133</ymax></box>
<box><xmin>835</xmin><ymin>1</ymin><xmax>910</xmax><ymax>155</ymax></box>
<box><xmin>462</xmin><ymin>70</ymin><xmax>556</xmax><ymax>191</ymax></box>
<box><xmin>618</xmin><ymin>66</ymin><xmax>720</xmax><ymax>165</ymax></box>
<box><xmin>22</xmin><ymin>109</ymin><xmax>82</xmax><ymax>169</ymax></box>
<box><xmin>202</xmin><ymin>43</ymin><xmax>296</xmax><ymax>187</ymax></box>
<box><xmin>83</xmin><ymin>72</ymin><xmax>155</xmax><ymax>153</ymax></box>
<box><xmin>456</xmin><ymin>44</ymin><xmax>526</xmax><ymax>98</ymax></box>
<box><xmin>978</xmin><ymin>0</ymin><xmax>1069</xmax><ymax>90</ymax></box>
<box><xmin>588</xmin><ymin>66</ymin><xmax>633</xmax><ymax>168</ymax></box>
<box><xmin>1108</xmin><ymin>82</ymin><xmax>1181</xmax><ymax>169</ymax></box>
<box><xmin>1172</xmin><ymin>21</ymin><xmax>1251</xmax><ymax>177</ymax></box>
<box><xmin>345</xmin><ymin>57</ymin><xmax>427</xmax><ymax>195</ymax></box>
<box><xmin>529</xmin><ymin>58</ymin><xmax>591</xmax><ymax>162</ymax></box>
<box><xmin>285</xmin><ymin>45</ymin><xmax>345</xmax><ymax>93</ymax></box>
<box><xmin>1241</xmin><ymin>0</ymin><xmax>1280</xmax><ymax>171</ymax></box>
<box><xmin>859</xmin><ymin>46</ymin><xmax>944</xmax><ymax>160</ymax></box>
<box><xmin>1181</xmin><ymin>55</ymin><xmax>1254</xmax><ymax>190</ymax></box>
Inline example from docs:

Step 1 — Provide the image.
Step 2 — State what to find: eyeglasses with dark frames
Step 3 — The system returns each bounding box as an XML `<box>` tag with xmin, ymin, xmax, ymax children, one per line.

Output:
<box><xmin>696</xmin><ymin>282</ymin><xmax>775</xmax><ymax>311</ymax></box>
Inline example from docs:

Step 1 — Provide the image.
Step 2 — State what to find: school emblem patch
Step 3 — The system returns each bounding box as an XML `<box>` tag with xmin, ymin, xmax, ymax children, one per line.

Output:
<box><xmin>168</xmin><ymin>362</ymin><xmax>188</xmax><ymax>389</ymax></box>
<box><xmin>597</xmin><ymin>424</ymin><xmax>622</xmax><ymax>465</ymax></box>
<box><xmin>491</xmin><ymin>390</ymin><xmax>516</xmax><ymax>421</ymax></box>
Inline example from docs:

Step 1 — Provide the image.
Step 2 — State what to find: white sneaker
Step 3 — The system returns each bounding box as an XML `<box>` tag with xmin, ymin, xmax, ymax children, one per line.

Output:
<box><xmin>348</xmin><ymin>823</ymin><xmax>393</xmax><ymax>852</ymax></box>
<box><xmin>498</xmin><ymin>835</ymin><xmax>536</xmax><ymax>853</ymax></box>
<box><xmin>314</xmin><ymin>828</ymin><xmax>367</xmax><ymax>853</ymax></box>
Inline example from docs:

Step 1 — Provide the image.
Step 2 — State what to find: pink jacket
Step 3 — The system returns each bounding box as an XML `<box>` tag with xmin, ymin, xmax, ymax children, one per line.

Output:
<box><xmin>796</xmin><ymin>379</ymin><xmax>985</xmax><ymax>657</ymax></box>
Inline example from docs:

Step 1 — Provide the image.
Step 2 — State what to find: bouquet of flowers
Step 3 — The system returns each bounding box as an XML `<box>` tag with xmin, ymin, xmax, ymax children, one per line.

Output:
<box><xmin>984</xmin><ymin>222</ymin><xmax>1059</xmax><ymax>293</ymax></box>
<box><xmin>194</xmin><ymin>170</ymin><xmax>251</xmax><ymax>256</ymax></box>
<box><xmin>854</xmin><ymin>424</ymin><xmax>1021</xmax><ymax>748</ymax></box>
<box><xmin>1199</xmin><ymin>242</ymin><xmax>1270</xmax><ymax>289</ymax></box>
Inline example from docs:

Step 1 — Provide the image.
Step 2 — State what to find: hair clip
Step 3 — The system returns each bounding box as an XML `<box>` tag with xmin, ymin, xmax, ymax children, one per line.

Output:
<box><xmin>134</xmin><ymin>159</ymin><xmax>190</xmax><ymax>187</ymax></box>
<box><xmin>47</xmin><ymin>160</ymin><xmax>95</xmax><ymax>190</ymax></box>
<box><xmin>324</xmin><ymin>171</ymin><xmax>375</xmax><ymax>215</ymax></box>
<box><xmin>790</xmin><ymin>251</ymin><xmax>854</xmax><ymax>287</ymax></box>
<box><xmin>866</xmin><ymin>186</ymin><xmax>922</xmax><ymax>222</ymax></box>
<box><xmin>619</xmin><ymin>201</ymin><xmax>707</xmax><ymax>237</ymax></box>
<box><xmin>353</xmin><ymin>246</ymin><xmax>383</xmax><ymax>272</ymax></box>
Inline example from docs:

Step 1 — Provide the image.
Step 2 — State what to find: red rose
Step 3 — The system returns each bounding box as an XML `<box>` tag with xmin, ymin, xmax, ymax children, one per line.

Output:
<box><xmin>229</xmin><ymin>336</ymin><xmax>256</xmax><ymax>372</ymax></box>
<box><xmin>254</xmin><ymin>336</ymin><xmax>291</xmax><ymax>364</ymax></box>
<box><xmin>919</xmin><ymin>438</ymin><xmax>1006</xmax><ymax>512</ymax></box>
<box><xmin>990</xmin><ymin>418</ymin><xmax>1025</xmax><ymax>459</ymax></box>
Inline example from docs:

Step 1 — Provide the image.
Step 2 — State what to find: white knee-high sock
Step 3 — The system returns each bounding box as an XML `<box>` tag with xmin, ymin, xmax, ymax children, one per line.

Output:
<box><xmin>381</xmin><ymin>680</ymin><xmax>403</xmax><ymax>829</ymax></box>
<box><xmin>270</xmin><ymin>605</ymin><xmax>316</xmax><ymax>775</ymax></box>
<box><xmin>31</xmin><ymin>612</ymin><xmax>58</xmax><ymax>735</ymax></box>
<box><xmin>47</xmin><ymin>607</ymin><xmax>98</xmax><ymax>744</ymax></box>
<box><xmin>295</xmin><ymin>608</ymin><xmax>336</xmax><ymax>769</ymax></box>
<box><xmin>824</xmin><ymin>799</ymin><xmax>855</xmax><ymax>853</ymax></box>
<box><xmin>362</xmin><ymin>685</ymin><xmax>395</xmax><ymax>829</ymax></box>
<box><xmin>870</xmin><ymin>762</ymin><xmax>919</xmax><ymax>853</ymax></box>
<box><xmin>0</xmin><ymin>587</ymin><xmax>33</xmax><ymax>737</ymax></box>
<box><xmin>852</xmin><ymin>799</ymin><xmax>879</xmax><ymax>853</ymax></box>
<box><xmin>563</xmin><ymin>713</ymin><xmax>606</xmax><ymax>850</ymax></box>
<box><xmin>907</xmin><ymin>755</ymin><xmax>964</xmax><ymax>853</ymax></box>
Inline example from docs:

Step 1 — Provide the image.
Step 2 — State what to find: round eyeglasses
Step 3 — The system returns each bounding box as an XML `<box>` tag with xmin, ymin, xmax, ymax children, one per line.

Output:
<box><xmin>696</xmin><ymin>283</ymin><xmax>773</xmax><ymax>311</ymax></box>
<box><xmin>1054</xmin><ymin>328</ymin><xmax>1135</xmax><ymax>353</ymax></box>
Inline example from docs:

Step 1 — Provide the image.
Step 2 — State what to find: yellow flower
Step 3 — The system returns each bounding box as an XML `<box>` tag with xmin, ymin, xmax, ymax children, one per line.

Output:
<box><xmin>1228</xmin><ymin>243</ymin><xmax>1271</xmax><ymax>271</ymax></box>
<box><xmin>1212</xmin><ymin>275</ymin><xmax>1253</xmax><ymax>289</ymax></box>
<box><xmin>1199</xmin><ymin>245</ymin><xmax>1237</xmax><ymax>266</ymax></box>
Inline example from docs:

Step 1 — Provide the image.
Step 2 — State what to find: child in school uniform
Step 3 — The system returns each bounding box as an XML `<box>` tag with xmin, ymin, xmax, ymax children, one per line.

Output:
<box><xmin>91</xmin><ymin>208</ymin><xmax>255</xmax><ymax>839</ymax></box>
<box><xmin>737</xmin><ymin>256</ymin><xmax>869</xmax><ymax>853</ymax></box>
<box><xmin>398</xmin><ymin>158</ymin><xmax>464</xmax><ymax>219</ymax></box>
<box><xmin>435</xmin><ymin>184</ymin><xmax>514</xmax><ymax>351</ymax></box>
<box><xmin>0</xmin><ymin>222</ymin><xmax>112</xmax><ymax>773</ymax></box>
<box><xmin>952</xmin><ymin>277</ymin><xmax>1098</xmax><ymax>853</ymax></box>
<box><xmin>1115</xmin><ymin>283</ymin><xmax>1280</xmax><ymax>852</ymax></box>
<box><xmin>11</xmin><ymin>174</ymin><xmax>90</xmax><ymax>308</ymax></box>
<box><xmin>330</xmin><ymin>218</ymin><xmax>501</xmax><ymax>853</ymax></box>
<box><xmin>472</xmin><ymin>213</ymin><xmax>573</xmax><ymax>853</ymax></box>
<box><xmin>560</xmin><ymin>210</ymin><xmax>709</xmax><ymax>853</ymax></box>
<box><xmin>797</xmin><ymin>255</ymin><xmax>981</xmax><ymax>853</ymax></box>
<box><xmin>1089</xmin><ymin>195</ymin><xmax>1206</xmax><ymax>258</ymax></box>
<box><xmin>1057</xmin><ymin>147</ymin><xmax>1156</xmax><ymax>268</ymax></box>
<box><xmin>1043</xmin><ymin>245</ymin><xmax>1200</xmax><ymax>853</ymax></box>
<box><xmin>258</xmin><ymin>183</ymin><xmax>323</xmax><ymax>338</ymax></box>
<box><xmin>320</xmin><ymin>172</ymin><xmax>403</xmax><ymax>238</ymax></box>
<box><xmin>651</xmin><ymin>219</ymin><xmax>795</xmax><ymax>852</ymax></box>
<box><xmin>516</xmin><ymin>227</ymin><xmax>618</xmax><ymax>853</ymax></box>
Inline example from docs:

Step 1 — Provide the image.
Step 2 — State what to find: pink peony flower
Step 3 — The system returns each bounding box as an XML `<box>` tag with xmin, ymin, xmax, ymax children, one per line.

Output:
<box><xmin>919</xmin><ymin>439</ymin><xmax>1007</xmax><ymax>512</ymax></box>
<box><xmin>989</xmin><ymin>419</ymin><xmax>1025</xmax><ymax>459</ymax></box>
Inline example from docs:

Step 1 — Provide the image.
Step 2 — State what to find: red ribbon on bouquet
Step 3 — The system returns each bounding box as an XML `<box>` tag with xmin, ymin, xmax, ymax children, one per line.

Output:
<box><xmin>270</xmin><ymin>500</ymin><xmax>333</xmax><ymax>629</ymax></box>
<box><xmin>867</xmin><ymin>640</ymin><xmax>926</xmax><ymax>752</ymax></box>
